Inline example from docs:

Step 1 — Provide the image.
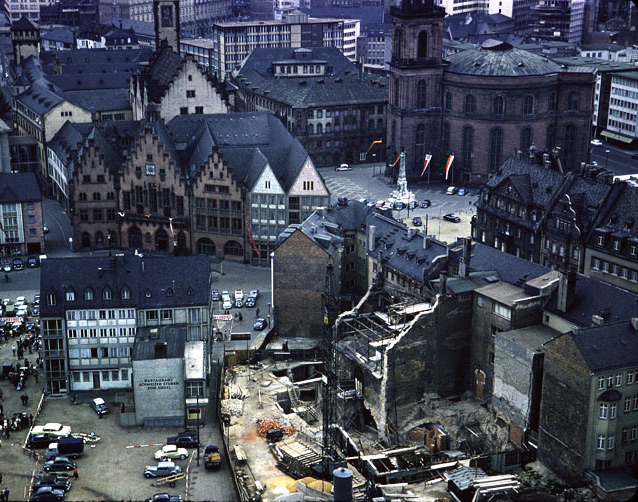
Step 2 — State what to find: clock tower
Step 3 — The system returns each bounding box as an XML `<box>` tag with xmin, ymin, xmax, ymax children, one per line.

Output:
<box><xmin>153</xmin><ymin>0</ymin><xmax>180</xmax><ymax>51</ymax></box>
<box><xmin>387</xmin><ymin>0</ymin><xmax>446</xmax><ymax>179</ymax></box>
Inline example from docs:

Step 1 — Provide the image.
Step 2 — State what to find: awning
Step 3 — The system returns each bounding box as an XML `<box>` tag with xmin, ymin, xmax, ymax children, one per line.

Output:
<box><xmin>601</xmin><ymin>130</ymin><xmax>634</xmax><ymax>144</ymax></box>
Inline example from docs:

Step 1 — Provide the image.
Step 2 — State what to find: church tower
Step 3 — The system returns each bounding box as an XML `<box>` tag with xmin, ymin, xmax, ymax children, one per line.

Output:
<box><xmin>387</xmin><ymin>0</ymin><xmax>445</xmax><ymax>179</ymax></box>
<box><xmin>153</xmin><ymin>0</ymin><xmax>180</xmax><ymax>51</ymax></box>
<box><xmin>11</xmin><ymin>16</ymin><xmax>41</xmax><ymax>65</ymax></box>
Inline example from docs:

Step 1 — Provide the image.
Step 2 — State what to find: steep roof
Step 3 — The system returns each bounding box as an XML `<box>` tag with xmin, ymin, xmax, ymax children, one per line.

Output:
<box><xmin>11</xmin><ymin>16</ymin><xmax>39</xmax><ymax>31</ymax></box>
<box><xmin>234</xmin><ymin>47</ymin><xmax>387</xmax><ymax>108</ymax></box>
<box><xmin>0</xmin><ymin>173</ymin><xmax>42</xmax><ymax>202</ymax></box>
<box><xmin>468</xmin><ymin>243</ymin><xmax>550</xmax><ymax>285</ymax></box>
<box><xmin>15</xmin><ymin>81</ymin><xmax>65</xmax><ymax>115</ymax></box>
<box><xmin>47</xmin><ymin>72</ymin><xmax>131</xmax><ymax>91</ymax></box>
<box><xmin>39</xmin><ymin>48</ymin><xmax>152</xmax><ymax>76</ymax></box>
<box><xmin>63</xmin><ymin>87</ymin><xmax>129</xmax><ymax>112</ymax></box>
<box><xmin>40</xmin><ymin>255</ymin><xmax>210</xmax><ymax>317</ymax></box>
<box><xmin>446</xmin><ymin>40</ymin><xmax>581</xmax><ymax>77</ymax></box>
<box><xmin>140</xmin><ymin>46</ymin><xmax>183</xmax><ymax>104</ymax></box>
<box><xmin>566</xmin><ymin>320</ymin><xmax>638</xmax><ymax>372</ymax></box>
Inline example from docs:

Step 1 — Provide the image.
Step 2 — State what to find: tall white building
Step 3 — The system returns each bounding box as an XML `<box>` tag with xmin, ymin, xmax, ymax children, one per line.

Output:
<box><xmin>439</xmin><ymin>0</ymin><xmax>488</xmax><ymax>15</ymax></box>
<box><xmin>488</xmin><ymin>0</ymin><xmax>538</xmax><ymax>30</ymax></box>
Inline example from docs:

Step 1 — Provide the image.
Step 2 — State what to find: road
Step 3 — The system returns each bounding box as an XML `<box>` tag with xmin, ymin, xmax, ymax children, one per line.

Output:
<box><xmin>590</xmin><ymin>142</ymin><xmax>638</xmax><ymax>176</ymax></box>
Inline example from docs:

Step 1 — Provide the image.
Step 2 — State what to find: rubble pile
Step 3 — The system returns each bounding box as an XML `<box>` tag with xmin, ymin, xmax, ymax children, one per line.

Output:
<box><xmin>221</xmin><ymin>398</ymin><xmax>245</xmax><ymax>417</ymax></box>
<box><xmin>256</xmin><ymin>419</ymin><xmax>296</xmax><ymax>437</ymax></box>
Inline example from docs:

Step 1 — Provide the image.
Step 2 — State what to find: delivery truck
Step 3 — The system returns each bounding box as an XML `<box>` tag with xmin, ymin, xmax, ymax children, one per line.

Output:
<box><xmin>45</xmin><ymin>437</ymin><xmax>84</xmax><ymax>460</ymax></box>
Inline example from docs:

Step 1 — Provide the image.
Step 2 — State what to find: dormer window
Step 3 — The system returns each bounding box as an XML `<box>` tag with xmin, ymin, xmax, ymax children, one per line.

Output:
<box><xmin>631</xmin><ymin>245</ymin><xmax>637</xmax><ymax>256</ymax></box>
<box><xmin>187</xmin><ymin>288</ymin><xmax>194</xmax><ymax>296</ymax></box>
<box><xmin>47</xmin><ymin>292</ymin><xmax>56</xmax><ymax>306</ymax></box>
<box><xmin>614</xmin><ymin>240</ymin><xmax>621</xmax><ymax>251</ymax></box>
<box><xmin>84</xmin><ymin>288</ymin><xmax>93</xmax><ymax>301</ymax></box>
<box><xmin>121</xmin><ymin>287</ymin><xmax>131</xmax><ymax>300</ymax></box>
<box><xmin>145</xmin><ymin>290</ymin><xmax>152</xmax><ymax>298</ymax></box>
<box><xmin>597</xmin><ymin>235</ymin><xmax>605</xmax><ymax>246</ymax></box>
<box><xmin>66</xmin><ymin>290</ymin><xmax>75</xmax><ymax>301</ymax></box>
<box><xmin>167</xmin><ymin>288</ymin><xmax>173</xmax><ymax>296</ymax></box>
<box><xmin>103</xmin><ymin>288</ymin><xmax>112</xmax><ymax>300</ymax></box>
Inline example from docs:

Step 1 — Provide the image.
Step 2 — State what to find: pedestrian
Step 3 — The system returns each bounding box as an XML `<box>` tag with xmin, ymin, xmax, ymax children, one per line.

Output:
<box><xmin>73</xmin><ymin>467</ymin><xmax>78</xmax><ymax>478</ymax></box>
<box><xmin>34</xmin><ymin>371</ymin><xmax>38</xmax><ymax>383</ymax></box>
<box><xmin>3</xmin><ymin>273</ymin><xmax>8</xmax><ymax>283</ymax></box>
<box><xmin>3</xmin><ymin>488</ymin><xmax>8</xmax><ymax>501</ymax></box>
<box><xmin>28</xmin><ymin>414</ymin><xmax>33</xmax><ymax>426</ymax></box>
<box><xmin>256</xmin><ymin>308</ymin><xmax>260</xmax><ymax>318</ymax></box>
<box><xmin>0</xmin><ymin>471</ymin><xmax>3</xmax><ymax>484</ymax></box>
<box><xmin>238</xmin><ymin>313</ymin><xmax>243</xmax><ymax>321</ymax></box>
<box><xmin>11</xmin><ymin>345</ymin><xmax>15</xmax><ymax>356</ymax></box>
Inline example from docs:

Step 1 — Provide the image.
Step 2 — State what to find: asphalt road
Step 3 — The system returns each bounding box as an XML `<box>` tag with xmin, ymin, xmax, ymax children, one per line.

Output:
<box><xmin>590</xmin><ymin>142</ymin><xmax>638</xmax><ymax>176</ymax></box>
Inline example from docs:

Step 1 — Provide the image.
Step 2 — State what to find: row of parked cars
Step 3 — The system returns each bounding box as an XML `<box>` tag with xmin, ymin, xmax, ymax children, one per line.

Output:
<box><xmin>2</xmin><ymin>255</ymin><xmax>42</xmax><ymax>272</ymax></box>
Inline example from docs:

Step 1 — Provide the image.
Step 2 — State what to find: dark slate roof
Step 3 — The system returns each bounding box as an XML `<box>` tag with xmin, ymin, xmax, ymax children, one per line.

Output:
<box><xmin>551</xmin><ymin>56</ymin><xmax>637</xmax><ymax>73</ymax></box>
<box><xmin>133</xmin><ymin>325</ymin><xmax>187</xmax><ymax>361</ymax></box>
<box><xmin>47</xmin><ymin>72</ymin><xmax>131</xmax><ymax>91</ymax></box>
<box><xmin>569</xmin><ymin>320</ymin><xmax>638</xmax><ymax>372</ymax></box>
<box><xmin>42</xmin><ymin>27</ymin><xmax>75</xmax><ymax>44</ymax></box>
<box><xmin>106</xmin><ymin>18</ymin><xmax>155</xmax><ymax>38</ymax></box>
<box><xmin>302</xmin><ymin>7</ymin><xmax>386</xmax><ymax>25</ymax></box>
<box><xmin>47</xmin><ymin>121</ymin><xmax>86</xmax><ymax>167</ymax></box>
<box><xmin>446</xmin><ymin>40</ymin><xmax>584</xmax><ymax>76</ymax></box>
<box><xmin>588</xmin><ymin>182</ymin><xmax>638</xmax><ymax>241</ymax></box>
<box><xmin>40</xmin><ymin>255</ymin><xmax>210</xmax><ymax>317</ymax></box>
<box><xmin>0</xmin><ymin>173</ymin><xmax>41</xmax><ymax>202</ymax></box>
<box><xmin>234</xmin><ymin>47</ymin><xmax>387</xmax><ymax>108</ymax></box>
<box><xmin>140</xmin><ymin>46</ymin><xmax>182</xmax><ymax>104</ymax></box>
<box><xmin>544</xmin><ymin>274</ymin><xmax>638</xmax><ymax>328</ymax></box>
<box><xmin>11</xmin><ymin>16</ymin><xmax>38</xmax><ymax>31</ymax></box>
<box><xmin>63</xmin><ymin>88</ymin><xmax>129</xmax><ymax>112</ymax></box>
<box><xmin>15</xmin><ymin>82</ymin><xmax>65</xmax><ymax>115</ymax></box>
<box><xmin>367</xmin><ymin>212</ymin><xmax>450</xmax><ymax>283</ymax></box>
<box><xmin>468</xmin><ymin>243</ymin><xmax>550</xmax><ymax>285</ymax></box>
<box><xmin>167</xmin><ymin>112</ymin><xmax>310</xmax><ymax>192</ymax></box>
<box><xmin>39</xmin><ymin>48</ymin><xmax>153</xmax><ymax>76</ymax></box>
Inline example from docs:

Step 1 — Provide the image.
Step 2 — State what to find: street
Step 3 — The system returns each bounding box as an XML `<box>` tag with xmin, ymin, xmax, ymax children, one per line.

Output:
<box><xmin>590</xmin><ymin>141</ymin><xmax>638</xmax><ymax>176</ymax></box>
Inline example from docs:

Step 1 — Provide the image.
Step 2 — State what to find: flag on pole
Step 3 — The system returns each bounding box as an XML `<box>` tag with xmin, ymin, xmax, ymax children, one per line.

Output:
<box><xmin>445</xmin><ymin>155</ymin><xmax>455</xmax><ymax>180</ymax></box>
<box><xmin>421</xmin><ymin>154</ymin><xmax>432</xmax><ymax>177</ymax></box>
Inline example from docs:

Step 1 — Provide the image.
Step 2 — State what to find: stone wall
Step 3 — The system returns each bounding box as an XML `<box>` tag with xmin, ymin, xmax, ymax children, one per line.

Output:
<box><xmin>133</xmin><ymin>357</ymin><xmax>185</xmax><ymax>426</ymax></box>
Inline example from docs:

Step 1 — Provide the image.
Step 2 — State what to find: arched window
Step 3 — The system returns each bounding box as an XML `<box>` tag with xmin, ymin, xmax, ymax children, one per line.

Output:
<box><xmin>84</xmin><ymin>288</ymin><xmax>93</xmax><ymax>301</ymax></box>
<box><xmin>489</xmin><ymin>128</ymin><xmax>503</xmax><ymax>171</ymax></box>
<box><xmin>415</xmin><ymin>124</ymin><xmax>426</xmax><ymax>169</ymax></box>
<box><xmin>493</xmin><ymin>96</ymin><xmax>504</xmax><ymax>116</ymax></box>
<box><xmin>129</xmin><ymin>226</ymin><xmax>142</xmax><ymax>249</ymax></box>
<box><xmin>197</xmin><ymin>238</ymin><xmax>216</xmax><ymax>255</ymax></box>
<box><xmin>442</xmin><ymin>122</ymin><xmax>450</xmax><ymax>151</ymax></box>
<box><xmin>416</xmin><ymin>80</ymin><xmax>427</xmax><ymax>109</ymax></box>
<box><xmin>524</xmin><ymin>95</ymin><xmax>534</xmax><ymax>115</ymax></box>
<box><xmin>308</xmin><ymin>124</ymin><xmax>314</xmax><ymax>135</ymax></box>
<box><xmin>326</xmin><ymin>123</ymin><xmax>331</xmax><ymax>133</ymax></box>
<box><xmin>47</xmin><ymin>292</ymin><xmax>56</xmax><ymax>306</ymax></box>
<box><xmin>520</xmin><ymin>127</ymin><xmax>533</xmax><ymax>150</ymax></box>
<box><xmin>564</xmin><ymin>124</ymin><xmax>576</xmax><ymax>170</ymax></box>
<box><xmin>224</xmin><ymin>240</ymin><xmax>243</xmax><ymax>257</ymax></box>
<box><xmin>103</xmin><ymin>287</ymin><xmax>112</xmax><ymax>300</ymax></box>
<box><xmin>393</xmin><ymin>77</ymin><xmax>400</xmax><ymax>106</ymax></box>
<box><xmin>546</xmin><ymin>124</ymin><xmax>554</xmax><ymax>149</ymax></box>
<box><xmin>394</xmin><ymin>27</ymin><xmax>402</xmax><ymax>59</ymax></box>
<box><xmin>567</xmin><ymin>91</ymin><xmax>579</xmax><ymax>111</ymax></box>
<box><xmin>377</xmin><ymin>118</ymin><xmax>383</xmax><ymax>129</ymax></box>
<box><xmin>417</xmin><ymin>30</ymin><xmax>428</xmax><ymax>58</ymax></box>
<box><xmin>121</xmin><ymin>287</ymin><xmax>130</xmax><ymax>300</ymax></box>
<box><xmin>66</xmin><ymin>288</ymin><xmax>75</xmax><ymax>301</ymax></box>
<box><xmin>462</xmin><ymin>126</ymin><xmax>473</xmax><ymax>171</ymax></box>
<box><xmin>445</xmin><ymin>91</ymin><xmax>452</xmax><ymax>111</ymax></box>
<box><xmin>549</xmin><ymin>91</ymin><xmax>557</xmax><ymax>111</ymax></box>
<box><xmin>317</xmin><ymin>123</ymin><xmax>323</xmax><ymax>134</ymax></box>
<box><xmin>465</xmin><ymin>94</ymin><xmax>475</xmax><ymax>114</ymax></box>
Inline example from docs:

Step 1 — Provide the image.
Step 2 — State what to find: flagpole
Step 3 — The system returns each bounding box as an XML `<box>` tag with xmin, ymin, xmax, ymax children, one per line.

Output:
<box><xmin>428</xmin><ymin>152</ymin><xmax>431</xmax><ymax>185</ymax></box>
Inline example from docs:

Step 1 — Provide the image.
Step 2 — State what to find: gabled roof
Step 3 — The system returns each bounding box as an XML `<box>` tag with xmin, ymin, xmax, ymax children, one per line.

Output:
<box><xmin>139</xmin><ymin>46</ymin><xmax>183</xmax><ymax>104</ymax></box>
<box><xmin>48</xmin><ymin>72</ymin><xmax>130</xmax><ymax>91</ymax></box>
<box><xmin>63</xmin><ymin>88</ymin><xmax>129</xmax><ymax>112</ymax></box>
<box><xmin>11</xmin><ymin>16</ymin><xmax>39</xmax><ymax>31</ymax></box>
<box><xmin>468</xmin><ymin>243</ymin><xmax>550</xmax><ymax>285</ymax></box>
<box><xmin>41</xmin><ymin>27</ymin><xmax>75</xmax><ymax>44</ymax></box>
<box><xmin>565</xmin><ymin>320</ymin><xmax>638</xmax><ymax>372</ymax></box>
<box><xmin>0</xmin><ymin>173</ymin><xmax>41</xmax><ymax>202</ymax></box>
<box><xmin>39</xmin><ymin>48</ymin><xmax>152</xmax><ymax>76</ymax></box>
<box><xmin>15</xmin><ymin>82</ymin><xmax>65</xmax><ymax>115</ymax></box>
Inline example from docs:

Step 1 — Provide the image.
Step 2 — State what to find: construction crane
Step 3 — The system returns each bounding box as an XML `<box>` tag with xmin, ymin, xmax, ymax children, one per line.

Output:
<box><xmin>321</xmin><ymin>262</ymin><xmax>338</xmax><ymax>476</ymax></box>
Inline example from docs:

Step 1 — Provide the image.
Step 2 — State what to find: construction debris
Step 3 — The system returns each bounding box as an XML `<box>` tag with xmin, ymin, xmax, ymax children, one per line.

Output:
<box><xmin>222</xmin><ymin>398</ymin><xmax>245</xmax><ymax>417</ymax></box>
<box><xmin>257</xmin><ymin>419</ymin><xmax>296</xmax><ymax>438</ymax></box>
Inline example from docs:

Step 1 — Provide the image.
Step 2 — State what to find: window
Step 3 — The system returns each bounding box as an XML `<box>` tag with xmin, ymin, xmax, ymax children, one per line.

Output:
<box><xmin>616</xmin><ymin>373</ymin><xmax>622</xmax><ymax>386</ymax></box>
<box><xmin>186</xmin><ymin>90</ymin><xmax>196</xmax><ymax>98</ymax></box>
<box><xmin>445</xmin><ymin>91</ymin><xmax>452</xmax><ymax>111</ymax></box>
<box><xmin>627</xmin><ymin>371</ymin><xmax>635</xmax><ymax>385</ymax></box>
<box><xmin>492</xmin><ymin>302</ymin><xmax>511</xmax><ymax>320</ymax></box>
<box><xmin>417</xmin><ymin>30</ymin><xmax>428</xmax><ymax>58</ymax></box>
<box><xmin>416</xmin><ymin>80</ymin><xmax>427</xmax><ymax>109</ymax></box>
<box><xmin>520</xmin><ymin>128</ymin><xmax>533</xmax><ymax>150</ymax></box>
<box><xmin>121</xmin><ymin>369</ymin><xmax>128</xmax><ymax>380</ymax></box>
<box><xmin>599</xmin><ymin>403</ymin><xmax>608</xmax><ymax>419</ymax></box>
<box><xmin>121</xmin><ymin>287</ymin><xmax>130</xmax><ymax>300</ymax></box>
<box><xmin>610</xmin><ymin>404</ymin><xmax>617</xmax><ymax>419</ymax></box>
<box><xmin>632</xmin><ymin>426</ymin><xmax>638</xmax><ymax>441</ymax></box>
<box><xmin>465</xmin><ymin>95</ymin><xmax>475</xmax><ymax>114</ymax></box>
<box><xmin>597</xmin><ymin>435</ymin><xmax>605</xmax><ymax>450</ymax></box>
<box><xmin>493</xmin><ymin>96</ymin><xmax>504</xmax><ymax>116</ymax></box>
<box><xmin>567</xmin><ymin>91</ymin><xmax>579</xmax><ymax>111</ymax></box>
<box><xmin>66</xmin><ymin>290</ymin><xmax>75</xmax><ymax>301</ymax></box>
<box><xmin>549</xmin><ymin>91</ymin><xmax>556</xmax><ymax>111</ymax></box>
<box><xmin>103</xmin><ymin>288</ymin><xmax>112</xmax><ymax>300</ymax></box>
<box><xmin>564</xmin><ymin>124</ymin><xmax>576</xmax><ymax>170</ymax></box>
<box><xmin>195</xmin><ymin>106</ymin><xmax>203</xmax><ymax>114</ymax></box>
<box><xmin>607</xmin><ymin>435</ymin><xmax>615</xmax><ymax>450</ymax></box>
<box><xmin>47</xmin><ymin>293</ymin><xmax>56</xmax><ymax>306</ymax></box>
<box><xmin>524</xmin><ymin>95</ymin><xmax>534</xmax><ymax>115</ymax></box>
<box><xmin>180</xmin><ymin>107</ymin><xmax>188</xmax><ymax>115</ymax></box>
<box><xmin>598</xmin><ymin>376</ymin><xmax>605</xmax><ymax>390</ymax></box>
<box><xmin>462</xmin><ymin>126</ymin><xmax>473</xmax><ymax>171</ymax></box>
<box><xmin>84</xmin><ymin>289</ymin><xmax>93</xmax><ymax>300</ymax></box>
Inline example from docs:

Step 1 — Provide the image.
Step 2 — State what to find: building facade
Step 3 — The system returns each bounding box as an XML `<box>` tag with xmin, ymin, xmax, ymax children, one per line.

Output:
<box><xmin>40</xmin><ymin>254</ymin><xmax>210</xmax><ymax>396</ymax></box>
<box><xmin>530</xmin><ymin>0</ymin><xmax>586</xmax><ymax>44</ymax></box>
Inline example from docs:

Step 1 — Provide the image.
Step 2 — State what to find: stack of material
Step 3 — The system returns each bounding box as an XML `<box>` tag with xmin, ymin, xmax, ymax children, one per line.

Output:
<box><xmin>221</xmin><ymin>398</ymin><xmax>245</xmax><ymax>417</ymax></box>
<box><xmin>257</xmin><ymin>419</ymin><xmax>296</xmax><ymax>437</ymax></box>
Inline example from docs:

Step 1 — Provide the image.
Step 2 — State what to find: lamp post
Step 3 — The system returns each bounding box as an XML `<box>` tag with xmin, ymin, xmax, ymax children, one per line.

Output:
<box><xmin>267</xmin><ymin>302</ymin><xmax>271</xmax><ymax>327</ymax></box>
<box><xmin>605</xmin><ymin>149</ymin><xmax>610</xmax><ymax>171</ymax></box>
<box><xmin>107</xmin><ymin>231</ymin><xmax>112</xmax><ymax>257</ymax></box>
<box><xmin>196</xmin><ymin>394</ymin><xmax>200</xmax><ymax>466</ymax></box>
<box><xmin>372</xmin><ymin>153</ymin><xmax>377</xmax><ymax>176</ymax></box>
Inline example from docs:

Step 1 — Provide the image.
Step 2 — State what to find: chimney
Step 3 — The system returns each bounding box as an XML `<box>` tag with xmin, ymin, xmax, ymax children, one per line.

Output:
<box><xmin>557</xmin><ymin>268</ymin><xmax>577</xmax><ymax>313</ymax></box>
<box><xmin>423</xmin><ymin>236</ymin><xmax>430</xmax><ymax>249</ymax></box>
<box><xmin>631</xmin><ymin>318</ymin><xmax>638</xmax><ymax>331</ymax></box>
<box><xmin>459</xmin><ymin>237</ymin><xmax>472</xmax><ymax>278</ymax></box>
<box><xmin>439</xmin><ymin>271</ymin><xmax>448</xmax><ymax>295</ymax></box>
<box><xmin>154</xmin><ymin>342</ymin><xmax>168</xmax><ymax>359</ymax></box>
<box><xmin>368</xmin><ymin>225</ymin><xmax>376</xmax><ymax>252</ymax></box>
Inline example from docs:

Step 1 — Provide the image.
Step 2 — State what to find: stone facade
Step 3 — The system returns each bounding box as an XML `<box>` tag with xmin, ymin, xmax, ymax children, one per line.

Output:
<box><xmin>133</xmin><ymin>357</ymin><xmax>185</xmax><ymax>426</ymax></box>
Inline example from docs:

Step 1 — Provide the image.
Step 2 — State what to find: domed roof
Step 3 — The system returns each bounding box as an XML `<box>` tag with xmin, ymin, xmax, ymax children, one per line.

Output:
<box><xmin>446</xmin><ymin>40</ymin><xmax>563</xmax><ymax>77</ymax></box>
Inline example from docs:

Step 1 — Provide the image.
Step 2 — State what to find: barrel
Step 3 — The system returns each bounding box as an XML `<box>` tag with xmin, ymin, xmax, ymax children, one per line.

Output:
<box><xmin>332</xmin><ymin>467</ymin><xmax>353</xmax><ymax>502</ymax></box>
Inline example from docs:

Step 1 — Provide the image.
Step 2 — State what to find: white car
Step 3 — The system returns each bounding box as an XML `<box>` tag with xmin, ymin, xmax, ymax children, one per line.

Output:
<box><xmin>234</xmin><ymin>290</ymin><xmax>243</xmax><ymax>301</ymax></box>
<box><xmin>15</xmin><ymin>296</ymin><xmax>26</xmax><ymax>306</ymax></box>
<box><xmin>222</xmin><ymin>299</ymin><xmax>233</xmax><ymax>310</ymax></box>
<box><xmin>31</xmin><ymin>423</ymin><xmax>72</xmax><ymax>437</ymax></box>
<box><xmin>334</xmin><ymin>163</ymin><xmax>352</xmax><ymax>171</ymax></box>
<box><xmin>154</xmin><ymin>444</ymin><xmax>188</xmax><ymax>461</ymax></box>
<box><xmin>446</xmin><ymin>186</ymin><xmax>457</xmax><ymax>195</ymax></box>
<box><xmin>590</xmin><ymin>139</ymin><xmax>603</xmax><ymax>147</ymax></box>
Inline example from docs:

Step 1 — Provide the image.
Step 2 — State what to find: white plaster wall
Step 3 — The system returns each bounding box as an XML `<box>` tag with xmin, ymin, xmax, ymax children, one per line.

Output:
<box><xmin>288</xmin><ymin>157</ymin><xmax>329</xmax><ymax>197</ymax></box>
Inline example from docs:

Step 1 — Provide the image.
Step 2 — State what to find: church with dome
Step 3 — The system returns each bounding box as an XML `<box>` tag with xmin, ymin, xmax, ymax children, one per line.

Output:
<box><xmin>387</xmin><ymin>0</ymin><xmax>596</xmax><ymax>184</ymax></box>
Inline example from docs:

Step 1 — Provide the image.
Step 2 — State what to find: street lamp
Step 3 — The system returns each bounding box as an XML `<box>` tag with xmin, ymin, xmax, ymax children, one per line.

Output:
<box><xmin>267</xmin><ymin>302</ymin><xmax>271</xmax><ymax>327</ymax></box>
<box><xmin>107</xmin><ymin>231</ymin><xmax>112</xmax><ymax>257</ymax></box>
<box><xmin>605</xmin><ymin>149</ymin><xmax>610</xmax><ymax>171</ymax></box>
<box><xmin>196</xmin><ymin>394</ymin><xmax>200</xmax><ymax>466</ymax></box>
<box><xmin>372</xmin><ymin>153</ymin><xmax>377</xmax><ymax>176</ymax></box>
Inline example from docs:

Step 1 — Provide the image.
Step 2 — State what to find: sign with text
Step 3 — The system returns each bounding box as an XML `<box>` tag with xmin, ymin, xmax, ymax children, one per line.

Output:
<box><xmin>138</xmin><ymin>377</ymin><xmax>179</xmax><ymax>391</ymax></box>
<box><xmin>213</xmin><ymin>314</ymin><xmax>233</xmax><ymax>321</ymax></box>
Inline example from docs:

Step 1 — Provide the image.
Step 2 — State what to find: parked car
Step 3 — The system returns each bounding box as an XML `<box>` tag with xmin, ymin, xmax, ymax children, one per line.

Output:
<box><xmin>144</xmin><ymin>461</ymin><xmax>182</xmax><ymax>478</ymax></box>
<box><xmin>154</xmin><ymin>444</ymin><xmax>188</xmax><ymax>461</ymax></box>
<box><xmin>43</xmin><ymin>456</ymin><xmax>76</xmax><ymax>472</ymax></box>
<box><xmin>32</xmin><ymin>475</ymin><xmax>72</xmax><ymax>493</ymax></box>
<box><xmin>222</xmin><ymin>299</ymin><xmax>233</xmax><ymax>310</ymax></box>
<box><xmin>254</xmin><ymin>318</ymin><xmax>267</xmax><ymax>331</ymax></box>
<box><xmin>234</xmin><ymin>289</ymin><xmax>243</xmax><ymax>300</ymax></box>
<box><xmin>244</xmin><ymin>297</ymin><xmax>256</xmax><ymax>308</ymax></box>
<box><xmin>446</xmin><ymin>186</ymin><xmax>457</xmax><ymax>195</ymax></box>
<box><xmin>210</xmin><ymin>289</ymin><xmax>220</xmax><ymax>301</ymax></box>
<box><xmin>15</xmin><ymin>296</ymin><xmax>26</xmax><ymax>306</ymax></box>
<box><xmin>13</xmin><ymin>258</ymin><xmax>24</xmax><ymax>271</ymax></box>
<box><xmin>28</xmin><ymin>256</ymin><xmax>39</xmax><ymax>268</ymax></box>
<box><xmin>31</xmin><ymin>423</ymin><xmax>72</xmax><ymax>437</ymax></box>
<box><xmin>43</xmin><ymin>226</ymin><xmax>49</xmax><ymax>234</ymax></box>
<box><xmin>166</xmin><ymin>434</ymin><xmax>200</xmax><ymax>448</ymax></box>
<box><xmin>45</xmin><ymin>437</ymin><xmax>84</xmax><ymax>460</ymax></box>
<box><xmin>28</xmin><ymin>433</ymin><xmax>56</xmax><ymax>449</ymax></box>
<box><xmin>33</xmin><ymin>294</ymin><xmax>40</xmax><ymax>304</ymax></box>
<box><xmin>2</xmin><ymin>262</ymin><xmax>11</xmax><ymax>272</ymax></box>
<box><xmin>32</xmin><ymin>306</ymin><xmax>40</xmax><ymax>316</ymax></box>
<box><xmin>590</xmin><ymin>139</ymin><xmax>603</xmax><ymax>146</ymax></box>
<box><xmin>457</xmin><ymin>188</ymin><xmax>467</xmax><ymax>196</ymax></box>
<box><xmin>145</xmin><ymin>494</ymin><xmax>182</xmax><ymax>502</ymax></box>
<box><xmin>443</xmin><ymin>213</ymin><xmax>461</xmax><ymax>223</ymax></box>
<box><xmin>30</xmin><ymin>486</ymin><xmax>65</xmax><ymax>502</ymax></box>
<box><xmin>90</xmin><ymin>397</ymin><xmax>109</xmax><ymax>416</ymax></box>
<box><xmin>408</xmin><ymin>201</ymin><xmax>418</xmax><ymax>209</ymax></box>
<box><xmin>421</xmin><ymin>200</ymin><xmax>431</xmax><ymax>208</ymax></box>
<box><xmin>394</xmin><ymin>201</ymin><xmax>405</xmax><ymax>210</ymax></box>
<box><xmin>204</xmin><ymin>445</ymin><xmax>221</xmax><ymax>470</ymax></box>
<box><xmin>221</xmin><ymin>290</ymin><xmax>230</xmax><ymax>299</ymax></box>
<box><xmin>412</xmin><ymin>217</ymin><xmax>422</xmax><ymax>227</ymax></box>
<box><xmin>334</xmin><ymin>163</ymin><xmax>352</xmax><ymax>171</ymax></box>
<box><xmin>249</xmin><ymin>289</ymin><xmax>259</xmax><ymax>299</ymax></box>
